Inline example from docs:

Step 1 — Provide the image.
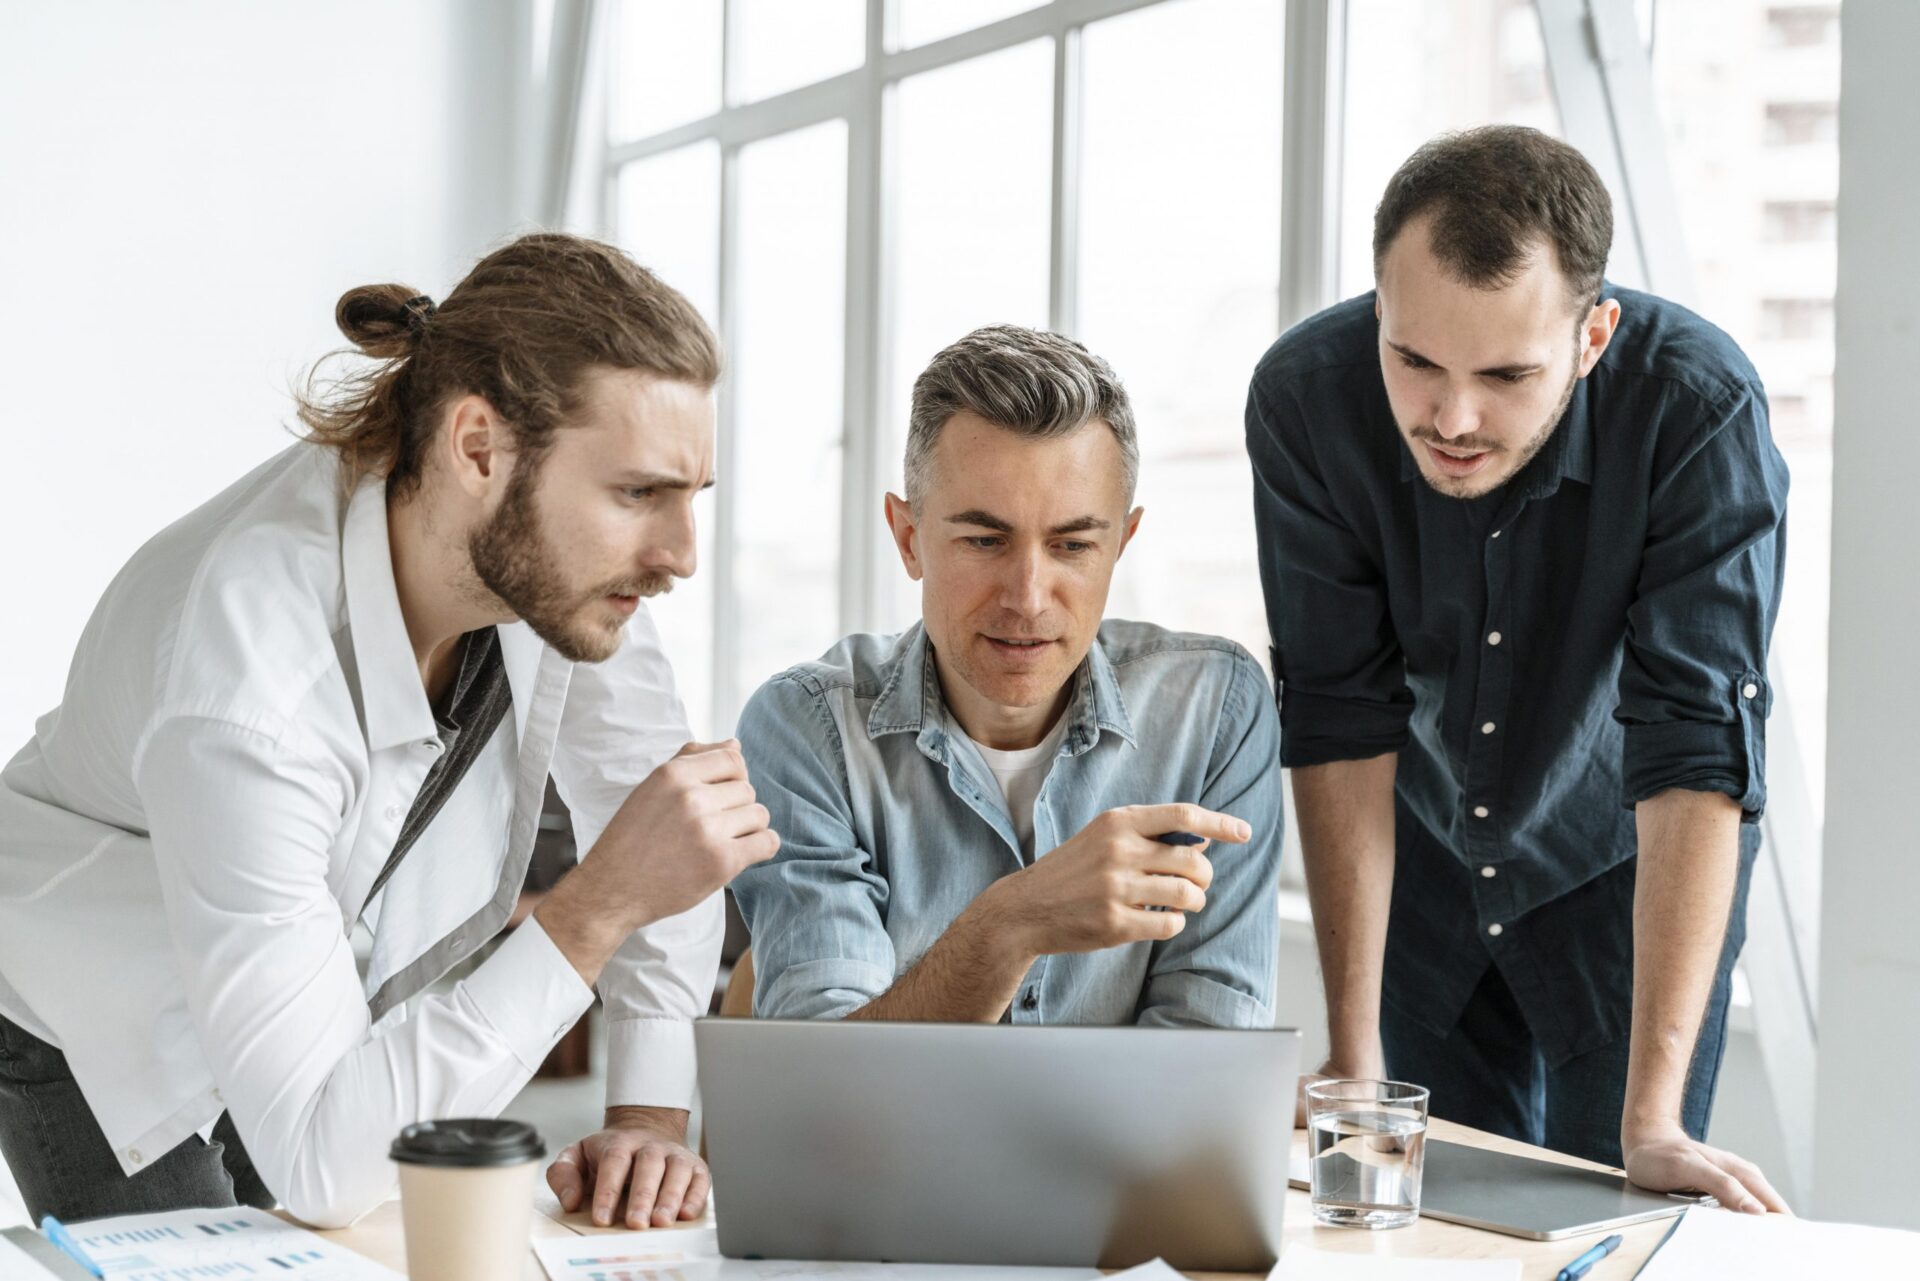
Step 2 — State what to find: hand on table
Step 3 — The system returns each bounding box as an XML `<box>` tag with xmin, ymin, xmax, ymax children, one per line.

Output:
<box><xmin>547</xmin><ymin>1106</ymin><xmax>710</xmax><ymax>1229</ymax></box>
<box><xmin>1295</xmin><ymin>1051</ymin><xmax>1386</xmax><ymax>1127</ymax></box>
<box><xmin>1622</xmin><ymin>1121</ymin><xmax>1790</xmax><ymax>1215</ymax></box>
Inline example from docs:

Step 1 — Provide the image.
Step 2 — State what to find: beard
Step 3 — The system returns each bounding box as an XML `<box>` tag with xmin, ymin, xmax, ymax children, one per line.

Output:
<box><xmin>467</xmin><ymin>459</ymin><xmax>672</xmax><ymax>663</ymax></box>
<box><xmin>1404</xmin><ymin>343</ymin><xmax>1581</xmax><ymax>500</ymax></box>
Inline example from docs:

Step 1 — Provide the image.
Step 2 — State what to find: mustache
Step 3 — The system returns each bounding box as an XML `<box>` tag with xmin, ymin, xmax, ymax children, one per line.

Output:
<box><xmin>1406</xmin><ymin>425</ymin><xmax>1502</xmax><ymax>453</ymax></box>
<box><xmin>605</xmin><ymin>572</ymin><xmax>674</xmax><ymax>599</ymax></box>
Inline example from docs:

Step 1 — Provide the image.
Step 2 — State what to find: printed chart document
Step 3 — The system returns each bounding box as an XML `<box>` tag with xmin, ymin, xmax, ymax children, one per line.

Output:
<box><xmin>64</xmin><ymin>1205</ymin><xmax>402</xmax><ymax>1280</ymax></box>
<box><xmin>1634</xmin><ymin>1206</ymin><xmax>1916</xmax><ymax>1275</ymax></box>
<box><xmin>1268</xmin><ymin>1247</ymin><xmax>1521</xmax><ymax>1280</ymax></box>
<box><xmin>532</xmin><ymin>1227</ymin><xmax>1107</xmax><ymax>1281</ymax></box>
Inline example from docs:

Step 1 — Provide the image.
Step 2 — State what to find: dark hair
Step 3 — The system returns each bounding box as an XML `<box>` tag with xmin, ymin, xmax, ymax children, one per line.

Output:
<box><xmin>1372</xmin><ymin>125</ymin><xmax>1613</xmax><ymax>307</ymax></box>
<box><xmin>297</xmin><ymin>233</ymin><xmax>721</xmax><ymax>496</ymax></box>
<box><xmin>905</xmin><ymin>325</ymin><xmax>1138</xmax><ymax>508</ymax></box>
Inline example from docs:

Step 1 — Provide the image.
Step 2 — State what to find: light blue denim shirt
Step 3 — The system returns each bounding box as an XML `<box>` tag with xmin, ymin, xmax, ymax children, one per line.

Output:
<box><xmin>731</xmin><ymin>619</ymin><xmax>1283</xmax><ymax>1028</ymax></box>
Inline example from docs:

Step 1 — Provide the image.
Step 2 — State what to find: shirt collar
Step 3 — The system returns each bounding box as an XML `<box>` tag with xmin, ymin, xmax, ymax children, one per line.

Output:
<box><xmin>865</xmin><ymin>623</ymin><xmax>1137</xmax><ymax>755</ymax></box>
<box><xmin>342</xmin><ymin>476</ymin><xmax>438</xmax><ymax>752</ymax></box>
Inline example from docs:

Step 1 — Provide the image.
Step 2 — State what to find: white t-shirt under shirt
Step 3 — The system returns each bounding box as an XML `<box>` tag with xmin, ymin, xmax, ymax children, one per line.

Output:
<box><xmin>951</xmin><ymin>711</ymin><xmax>1071</xmax><ymax>859</ymax></box>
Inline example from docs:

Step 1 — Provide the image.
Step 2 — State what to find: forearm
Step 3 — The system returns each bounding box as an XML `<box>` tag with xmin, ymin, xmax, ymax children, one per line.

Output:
<box><xmin>1291</xmin><ymin>753</ymin><xmax>1398</xmax><ymax>1066</ymax></box>
<box><xmin>1625</xmin><ymin>788</ymin><xmax>1743</xmax><ymax>1137</ymax></box>
<box><xmin>846</xmin><ymin>889</ymin><xmax>1035</xmax><ymax>1023</ymax></box>
<box><xmin>534</xmin><ymin>864</ymin><xmax>636</xmax><ymax>987</ymax></box>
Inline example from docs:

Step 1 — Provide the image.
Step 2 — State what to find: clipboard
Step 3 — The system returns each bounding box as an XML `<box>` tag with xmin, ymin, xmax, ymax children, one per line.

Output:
<box><xmin>1289</xmin><ymin>1138</ymin><xmax>1696</xmax><ymax>1241</ymax></box>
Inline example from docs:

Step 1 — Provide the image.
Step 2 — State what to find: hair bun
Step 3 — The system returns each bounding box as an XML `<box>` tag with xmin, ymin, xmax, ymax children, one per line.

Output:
<box><xmin>334</xmin><ymin>283</ymin><xmax>426</xmax><ymax>359</ymax></box>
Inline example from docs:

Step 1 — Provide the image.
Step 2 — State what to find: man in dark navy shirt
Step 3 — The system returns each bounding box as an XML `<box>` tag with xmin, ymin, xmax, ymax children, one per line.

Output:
<box><xmin>1247</xmin><ymin>126</ymin><xmax>1789</xmax><ymax>1212</ymax></box>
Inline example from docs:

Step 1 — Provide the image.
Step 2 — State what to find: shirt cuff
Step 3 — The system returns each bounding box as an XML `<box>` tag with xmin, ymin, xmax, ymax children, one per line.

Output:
<box><xmin>604</xmin><ymin>1017</ymin><xmax>699</xmax><ymax>1110</ymax></box>
<box><xmin>1621</xmin><ymin>717</ymin><xmax>1764</xmax><ymax>817</ymax></box>
<box><xmin>1137</xmin><ymin>970</ymin><xmax>1274</xmax><ymax>1029</ymax></box>
<box><xmin>463</xmin><ymin>917</ymin><xmax>596</xmax><ymax>1074</ymax></box>
<box><xmin>1277</xmin><ymin>687</ymin><xmax>1413</xmax><ymax>768</ymax></box>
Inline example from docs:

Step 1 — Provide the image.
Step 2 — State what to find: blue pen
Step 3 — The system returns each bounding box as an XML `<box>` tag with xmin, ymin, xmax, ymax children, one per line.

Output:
<box><xmin>1148</xmin><ymin>831</ymin><xmax>1208</xmax><ymax>910</ymax></box>
<box><xmin>1553</xmin><ymin>1232</ymin><xmax>1623</xmax><ymax>1281</ymax></box>
<box><xmin>40</xmin><ymin>1215</ymin><xmax>106</xmax><ymax>1280</ymax></box>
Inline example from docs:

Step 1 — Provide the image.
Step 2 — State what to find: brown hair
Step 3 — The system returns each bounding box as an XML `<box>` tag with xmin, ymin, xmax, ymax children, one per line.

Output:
<box><xmin>905</xmin><ymin>325</ymin><xmax>1138</xmax><ymax>509</ymax></box>
<box><xmin>298</xmin><ymin>232</ymin><xmax>720</xmax><ymax>496</ymax></box>
<box><xmin>1372</xmin><ymin>125</ymin><xmax>1613</xmax><ymax>308</ymax></box>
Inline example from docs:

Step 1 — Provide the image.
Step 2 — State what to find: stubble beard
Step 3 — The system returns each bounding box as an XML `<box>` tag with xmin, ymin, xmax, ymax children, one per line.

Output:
<box><xmin>1407</xmin><ymin>342</ymin><xmax>1582</xmax><ymax>501</ymax></box>
<box><xmin>466</xmin><ymin>461</ymin><xmax>672</xmax><ymax>663</ymax></box>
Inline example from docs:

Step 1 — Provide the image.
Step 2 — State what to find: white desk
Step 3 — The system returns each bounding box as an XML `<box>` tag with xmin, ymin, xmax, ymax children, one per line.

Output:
<box><xmin>319</xmin><ymin>1119</ymin><xmax>1670</xmax><ymax>1280</ymax></box>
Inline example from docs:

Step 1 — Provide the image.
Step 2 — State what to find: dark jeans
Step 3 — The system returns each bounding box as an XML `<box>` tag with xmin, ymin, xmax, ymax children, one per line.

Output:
<box><xmin>0</xmin><ymin>1012</ymin><xmax>273</xmax><ymax>1221</ymax></box>
<box><xmin>1381</xmin><ymin>952</ymin><xmax>1736</xmax><ymax>1169</ymax></box>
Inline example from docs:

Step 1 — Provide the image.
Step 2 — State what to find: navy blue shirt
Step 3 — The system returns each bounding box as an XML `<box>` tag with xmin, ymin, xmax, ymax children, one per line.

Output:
<box><xmin>1246</xmin><ymin>287</ymin><xmax>1788</xmax><ymax>1063</ymax></box>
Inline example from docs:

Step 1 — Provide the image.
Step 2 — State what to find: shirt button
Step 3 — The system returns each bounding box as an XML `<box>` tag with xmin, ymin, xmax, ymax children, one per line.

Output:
<box><xmin>127</xmin><ymin>1148</ymin><xmax>143</xmax><ymax>1165</ymax></box>
<box><xmin>1487</xmin><ymin>923</ymin><xmax>1504</xmax><ymax>937</ymax></box>
<box><xmin>420</xmin><ymin>739</ymin><xmax>442</xmax><ymax>752</ymax></box>
<box><xmin>385</xmin><ymin>803</ymin><xmax>403</xmax><ymax>820</ymax></box>
<box><xmin>1481</xmin><ymin>722</ymin><xmax>1496</xmax><ymax>735</ymax></box>
<box><xmin>1481</xmin><ymin>865</ymin><xmax>1497</xmax><ymax>878</ymax></box>
<box><xmin>1742</xmin><ymin>683</ymin><xmax>1759</xmax><ymax>700</ymax></box>
<box><xmin>1487</xmin><ymin>631</ymin><xmax>1502</xmax><ymax>646</ymax></box>
<box><xmin>1021</xmin><ymin>988</ymin><xmax>1039</xmax><ymax>1012</ymax></box>
<box><xmin>1473</xmin><ymin>805</ymin><xmax>1490</xmax><ymax>819</ymax></box>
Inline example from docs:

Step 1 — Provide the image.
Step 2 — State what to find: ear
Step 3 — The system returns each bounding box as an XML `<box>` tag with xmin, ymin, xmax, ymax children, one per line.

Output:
<box><xmin>883</xmin><ymin>492</ymin><xmax>924</xmax><ymax>582</ymax></box>
<box><xmin>1116</xmin><ymin>506</ymin><xmax>1145</xmax><ymax>561</ymax></box>
<box><xmin>1575</xmin><ymin>297</ymin><xmax>1622</xmax><ymax>379</ymax></box>
<box><xmin>443</xmin><ymin>393</ymin><xmax>511</xmax><ymax>501</ymax></box>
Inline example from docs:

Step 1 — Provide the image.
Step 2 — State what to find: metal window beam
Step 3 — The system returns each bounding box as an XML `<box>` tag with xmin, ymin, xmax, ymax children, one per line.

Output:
<box><xmin>1279</xmin><ymin>0</ymin><xmax>1345</xmax><ymax>331</ymax></box>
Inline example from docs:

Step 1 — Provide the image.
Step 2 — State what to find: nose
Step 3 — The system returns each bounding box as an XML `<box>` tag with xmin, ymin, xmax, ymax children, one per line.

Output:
<box><xmin>644</xmin><ymin>500</ymin><xmax>699</xmax><ymax>580</ymax></box>
<box><xmin>1432</xmin><ymin>384</ymin><xmax>1481</xmax><ymax>440</ymax></box>
<box><xmin>997</xmin><ymin>543</ymin><xmax>1050</xmax><ymax>619</ymax></box>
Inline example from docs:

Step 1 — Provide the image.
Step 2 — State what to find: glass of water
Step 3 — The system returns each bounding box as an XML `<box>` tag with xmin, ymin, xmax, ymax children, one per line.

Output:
<box><xmin>1306</xmin><ymin>1078</ymin><xmax>1431</xmax><ymax>1229</ymax></box>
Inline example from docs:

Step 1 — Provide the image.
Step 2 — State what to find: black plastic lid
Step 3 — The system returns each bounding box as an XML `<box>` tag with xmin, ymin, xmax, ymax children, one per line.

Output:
<box><xmin>390</xmin><ymin>1118</ymin><xmax>546</xmax><ymax>1168</ymax></box>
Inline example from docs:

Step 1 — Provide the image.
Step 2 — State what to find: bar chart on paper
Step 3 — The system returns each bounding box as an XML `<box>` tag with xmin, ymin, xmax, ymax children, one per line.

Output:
<box><xmin>69</xmin><ymin>1207</ymin><xmax>400</xmax><ymax>1280</ymax></box>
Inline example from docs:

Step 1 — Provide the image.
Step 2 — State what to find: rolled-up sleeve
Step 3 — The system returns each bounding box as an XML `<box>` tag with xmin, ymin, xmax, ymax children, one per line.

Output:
<box><xmin>1137</xmin><ymin>652</ymin><xmax>1283</xmax><ymax>1029</ymax></box>
<box><xmin>1618</xmin><ymin>381</ymin><xmax>1789</xmax><ymax>818</ymax></box>
<box><xmin>731</xmin><ymin>675</ymin><xmax>895</xmax><ymax>1020</ymax></box>
<box><xmin>1246</xmin><ymin>366</ymin><xmax>1412</xmax><ymax>767</ymax></box>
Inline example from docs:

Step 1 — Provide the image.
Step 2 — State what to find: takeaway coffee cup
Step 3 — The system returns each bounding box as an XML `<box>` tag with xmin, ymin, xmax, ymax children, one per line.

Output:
<box><xmin>391</xmin><ymin>1118</ymin><xmax>546</xmax><ymax>1281</ymax></box>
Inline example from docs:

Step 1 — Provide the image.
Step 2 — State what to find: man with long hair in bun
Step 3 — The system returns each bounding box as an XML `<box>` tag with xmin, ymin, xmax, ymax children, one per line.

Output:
<box><xmin>0</xmin><ymin>234</ymin><xmax>776</xmax><ymax>1228</ymax></box>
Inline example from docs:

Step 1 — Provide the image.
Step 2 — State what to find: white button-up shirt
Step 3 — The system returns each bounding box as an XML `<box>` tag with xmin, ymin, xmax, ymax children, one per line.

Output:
<box><xmin>0</xmin><ymin>444</ymin><xmax>721</xmax><ymax>1226</ymax></box>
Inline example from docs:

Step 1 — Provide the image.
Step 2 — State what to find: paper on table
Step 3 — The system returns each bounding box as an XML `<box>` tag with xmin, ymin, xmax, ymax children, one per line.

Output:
<box><xmin>531</xmin><ymin>1230</ymin><xmax>1101</xmax><ymax>1281</ymax></box>
<box><xmin>64</xmin><ymin>1205</ymin><xmax>402</xmax><ymax>1279</ymax></box>
<box><xmin>1101</xmin><ymin>1262</ymin><xmax>1184</xmax><ymax>1281</ymax></box>
<box><xmin>1634</xmin><ymin>1205</ymin><xmax>1916</xmax><ymax>1275</ymax></box>
<box><xmin>1268</xmin><ymin>1246</ymin><xmax>1520</xmax><ymax>1280</ymax></box>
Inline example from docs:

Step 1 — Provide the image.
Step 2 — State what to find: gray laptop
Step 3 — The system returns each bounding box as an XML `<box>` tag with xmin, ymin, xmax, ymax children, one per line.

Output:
<box><xmin>697</xmin><ymin>1019</ymin><xmax>1300</xmax><ymax>1271</ymax></box>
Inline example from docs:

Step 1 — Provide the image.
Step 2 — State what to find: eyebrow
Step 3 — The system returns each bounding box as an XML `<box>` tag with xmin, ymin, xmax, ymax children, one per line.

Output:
<box><xmin>614</xmin><ymin>470</ymin><xmax>716</xmax><ymax>492</ymax></box>
<box><xmin>946</xmin><ymin>509</ymin><xmax>1113</xmax><ymax>536</ymax></box>
<box><xmin>1386</xmin><ymin>340</ymin><xmax>1542</xmax><ymax>379</ymax></box>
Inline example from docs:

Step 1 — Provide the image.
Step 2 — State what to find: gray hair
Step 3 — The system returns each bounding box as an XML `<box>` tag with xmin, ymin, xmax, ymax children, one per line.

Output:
<box><xmin>904</xmin><ymin>325</ymin><xmax>1139</xmax><ymax>510</ymax></box>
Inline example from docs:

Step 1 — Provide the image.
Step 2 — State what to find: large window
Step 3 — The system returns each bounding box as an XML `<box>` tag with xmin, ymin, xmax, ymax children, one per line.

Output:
<box><xmin>600</xmin><ymin>1</ymin><xmax>1841</xmax><ymax>892</ymax></box>
<box><xmin>606</xmin><ymin>0</ymin><xmax>1286</xmax><ymax>735</ymax></box>
<box><xmin>1649</xmin><ymin>0</ymin><xmax>1840</xmax><ymax>826</ymax></box>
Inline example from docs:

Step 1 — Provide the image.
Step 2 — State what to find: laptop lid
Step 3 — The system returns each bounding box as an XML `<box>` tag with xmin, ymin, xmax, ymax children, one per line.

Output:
<box><xmin>697</xmin><ymin>1019</ymin><xmax>1299</xmax><ymax>1271</ymax></box>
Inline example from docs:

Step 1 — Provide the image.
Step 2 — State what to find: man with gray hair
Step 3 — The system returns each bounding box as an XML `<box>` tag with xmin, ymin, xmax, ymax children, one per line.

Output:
<box><xmin>730</xmin><ymin>325</ymin><xmax>1282</xmax><ymax>1026</ymax></box>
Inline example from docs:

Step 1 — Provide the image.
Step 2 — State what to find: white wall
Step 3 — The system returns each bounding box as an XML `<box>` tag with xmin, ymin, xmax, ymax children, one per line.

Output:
<box><xmin>0</xmin><ymin>0</ymin><xmax>532</xmax><ymax>740</ymax></box>
<box><xmin>1813</xmin><ymin>0</ymin><xmax>1920</xmax><ymax>1230</ymax></box>
<box><xmin>0</xmin><ymin>0</ymin><xmax>544</xmax><ymax>1225</ymax></box>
